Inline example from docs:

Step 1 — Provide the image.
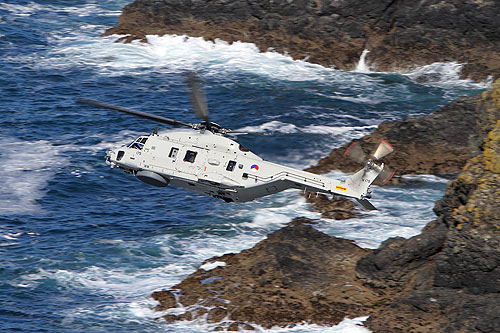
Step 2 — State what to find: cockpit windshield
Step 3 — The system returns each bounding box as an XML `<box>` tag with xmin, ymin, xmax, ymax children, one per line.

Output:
<box><xmin>128</xmin><ymin>136</ymin><xmax>148</xmax><ymax>150</ymax></box>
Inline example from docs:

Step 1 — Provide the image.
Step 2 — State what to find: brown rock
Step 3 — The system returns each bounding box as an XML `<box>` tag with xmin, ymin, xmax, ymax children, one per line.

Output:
<box><xmin>153</xmin><ymin>223</ymin><xmax>375</xmax><ymax>328</ymax></box>
<box><xmin>286</xmin><ymin>216</ymin><xmax>318</xmax><ymax>226</ymax></box>
<box><xmin>307</xmin><ymin>94</ymin><xmax>497</xmax><ymax>178</ymax></box>
<box><xmin>207</xmin><ymin>307</ymin><xmax>228</xmax><ymax>323</ymax></box>
<box><xmin>227</xmin><ymin>322</ymin><xmax>255</xmax><ymax>331</ymax></box>
<box><xmin>304</xmin><ymin>193</ymin><xmax>358</xmax><ymax>220</ymax></box>
<box><xmin>356</xmin><ymin>81</ymin><xmax>500</xmax><ymax>332</ymax></box>
<box><xmin>105</xmin><ymin>0</ymin><xmax>500</xmax><ymax>81</ymax></box>
<box><xmin>151</xmin><ymin>290</ymin><xmax>176</xmax><ymax>311</ymax></box>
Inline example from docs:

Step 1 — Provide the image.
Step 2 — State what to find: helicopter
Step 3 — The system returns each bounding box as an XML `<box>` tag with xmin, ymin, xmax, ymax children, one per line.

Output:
<box><xmin>78</xmin><ymin>72</ymin><xmax>394</xmax><ymax>210</ymax></box>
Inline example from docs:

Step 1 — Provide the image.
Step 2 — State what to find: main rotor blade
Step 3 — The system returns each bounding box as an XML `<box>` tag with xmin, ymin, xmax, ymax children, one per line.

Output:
<box><xmin>186</xmin><ymin>71</ymin><xmax>209</xmax><ymax>120</ymax></box>
<box><xmin>77</xmin><ymin>98</ymin><xmax>194</xmax><ymax>128</ymax></box>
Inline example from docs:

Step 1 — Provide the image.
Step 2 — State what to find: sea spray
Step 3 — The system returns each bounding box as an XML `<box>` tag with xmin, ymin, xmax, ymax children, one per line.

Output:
<box><xmin>354</xmin><ymin>49</ymin><xmax>371</xmax><ymax>73</ymax></box>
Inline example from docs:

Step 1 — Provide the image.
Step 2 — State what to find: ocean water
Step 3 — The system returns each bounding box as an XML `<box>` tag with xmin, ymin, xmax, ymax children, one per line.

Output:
<box><xmin>0</xmin><ymin>1</ymin><xmax>489</xmax><ymax>332</ymax></box>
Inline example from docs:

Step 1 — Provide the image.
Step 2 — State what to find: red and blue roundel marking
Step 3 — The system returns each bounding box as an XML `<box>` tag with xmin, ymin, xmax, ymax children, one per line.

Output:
<box><xmin>251</xmin><ymin>164</ymin><xmax>259</xmax><ymax>171</ymax></box>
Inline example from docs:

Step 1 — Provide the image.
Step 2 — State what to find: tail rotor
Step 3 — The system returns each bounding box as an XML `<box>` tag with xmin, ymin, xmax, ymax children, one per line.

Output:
<box><xmin>371</xmin><ymin>139</ymin><xmax>393</xmax><ymax>160</ymax></box>
<box><xmin>344</xmin><ymin>139</ymin><xmax>396</xmax><ymax>185</ymax></box>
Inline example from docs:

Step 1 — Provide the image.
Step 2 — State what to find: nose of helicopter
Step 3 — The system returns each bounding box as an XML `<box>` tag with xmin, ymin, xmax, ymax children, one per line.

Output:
<box><xmin>105</xmin><ymin>149</ymin><xmax>117</xmax><ymax>167</ymax></box>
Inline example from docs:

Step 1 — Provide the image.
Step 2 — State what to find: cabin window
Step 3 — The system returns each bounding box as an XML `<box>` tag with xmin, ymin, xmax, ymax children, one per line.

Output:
<box><xmin>116</xmin><ymin>151</ymin><xmax>125</xmax><ymax>161</ymax></box>
<box><xmin>226</xmin><ymin>160</ymin><xmax>236</xmax><ymax>171</ymax></box>
<box><xmin>184</xmin><ymin>150</ymin><xmax>197</xmax><ymax>163</ymax></box>
<box><xmin>169</xmin><ymin>147</ymin><xmax>179</xmax><ymax>158</ymax></box>
<box><xmin>128</xmin><ymin>136</ymin><xmax>148</xmax><ymax>150</ymax></box>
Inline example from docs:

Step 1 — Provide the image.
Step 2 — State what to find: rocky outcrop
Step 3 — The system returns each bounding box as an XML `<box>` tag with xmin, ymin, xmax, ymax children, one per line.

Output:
<box><xmin>356</xmin><ymin>82</ymin><xmax>500</xmax><ymax>332</ymax></box>
<box><xmin>305</xmin><ymin>91</ymin><xmax>494</xmax><ymax>215</ymax></box>
<box><xmin>355</xmin><ymin>119</ymin><xmax>500</xmax><ymax>332</ymax></box>
<box><xmin>152</xmin><ymin>81</ymin><xmax>500</xmax><ymax>331</ymax></box>
<box><xmin>307</xmin><ymin>93</ymin><xmax>500</xmax><ymax>180</ymax></box>
<box><xmin>152</xmin><ymin>218</ymin><xmax>377</xmax><ymax>329</ymax></box>
<box><xmin>303</xmin><ymin>193</ymin><xmax>359</xmax><ymax>220</ymax></box>
<box><xmin>105</xmin><ymin>0</ymin><xmax>500</xmax><ymax>81</ymax></box>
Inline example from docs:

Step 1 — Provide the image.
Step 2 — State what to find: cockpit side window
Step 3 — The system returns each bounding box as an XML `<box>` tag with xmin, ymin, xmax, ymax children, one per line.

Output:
<box><xmin>184</xmin><ymin>150</ymin><xmax>197</xmax><ymax>163</ymax></box>
<box><xmin>128</xmin><ymin>136</ymin><xmax>147</xmax><ymax>150</ymax></box>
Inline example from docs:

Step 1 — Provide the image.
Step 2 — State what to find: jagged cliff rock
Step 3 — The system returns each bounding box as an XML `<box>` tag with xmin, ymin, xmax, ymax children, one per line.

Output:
<box><xmin>105</xmin><ymin>0</ymin><xmax>500</xmax><ymax>81</ymax></box>
<box><xmin>357</xmin><ymin>81</ymin><xmax>500</xmax><ymax>332</ymax></box>
<box><xmin>152</xmin><ymin>81</ymin><xmax>500</xmax><ymax>331</ymax></box>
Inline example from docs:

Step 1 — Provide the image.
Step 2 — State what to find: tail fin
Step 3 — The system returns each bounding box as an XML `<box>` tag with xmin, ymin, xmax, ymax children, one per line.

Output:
<box><xmin>356</xmin><ymin>198</ymin><xmax>377</xmax><ymax>210</ymax></box>
<box><xmin>347</xmin><ymin>162</ymin><xmax>383</xmax><ymax>197</ymax></box>
<box><xmin>343</xmin><ymin>162</ymin><xmax>384</xmax><ymax>210</ymax></box>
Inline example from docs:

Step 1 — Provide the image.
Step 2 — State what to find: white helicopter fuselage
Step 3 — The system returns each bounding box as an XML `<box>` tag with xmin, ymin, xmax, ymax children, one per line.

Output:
<box><xmin>106</xmin><ymin>129</ymin><xmax>381</xmax><ymax>207</ymax></box>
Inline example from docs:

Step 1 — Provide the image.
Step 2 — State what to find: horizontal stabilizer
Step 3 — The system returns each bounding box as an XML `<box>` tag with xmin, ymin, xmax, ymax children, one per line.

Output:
<box><xmin>356</xmin><ymin>198</ymin><xmax>377</xmax><ymax>210</ymax></box>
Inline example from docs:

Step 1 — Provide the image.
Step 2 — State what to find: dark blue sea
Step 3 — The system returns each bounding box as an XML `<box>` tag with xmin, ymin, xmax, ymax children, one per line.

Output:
<box><xmin>0</xmin><ymin>1</ymin><xmax>490</xmax><ymax>332</ymax></box>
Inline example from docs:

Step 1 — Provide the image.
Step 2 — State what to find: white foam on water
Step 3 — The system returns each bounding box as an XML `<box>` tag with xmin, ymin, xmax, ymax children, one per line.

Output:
<box><xmin>0</xmin><ymin>130</ymin><xmax>144</xmax><ymax>216</ymax></box>
<box><xmin>41</xmin><ymin>32</ymin><xmax>382</xmax><ymax>88</ymax></box>
<box><xmin>74</xmin><ymin>129</ymin><xmax>142</xmax><ymax>153</ymax></box>
<box><xmin>402</xmin><ymin>174</ymin><xmax>450</xmax><ymax>183</ymax></box>
<box><xmin>264</xmin><ymin>316</ymin><xmax>371</xmax><ymax>332</ymax></box>
<box><xmin>303</xmin><ymin>124</ymin><xmax>378</xmax><ymax>136</ymax></box>
<box><xmin>238</xmin><ymin>120</ymin><xmax>298</xmax><ymax>134</ymax></box>
<box><xmin>199</xmin><ymin>261</ymin><xmax>226</xmax><ymax>271</ymax></box>
<box><xmin>0</xmin><ymin>138</ymin><xmax>69</xmax><ymax>215</ymax></box>
<box><xmin>0</xmin><ymin>2</ymin><xmax>45</xmax><ymax>17</ymax></box>
<box><xmin>0</xmin><ymin>129</ymin><xmax>146</xmax><ymax>216</ymax></box>
<box><xmin>231</xmin><ymin>190</ymin><xmax>319</xmax><ymax>229</ymax></box>
<box><xmin>150</xmin><ymin>314</ymin><xmax>371</xmax><ymax>332</ymax></box>
<box><xmin>404</xmin><ymin>61</ymin><xmax>492</xmax><ymax>89</ymax></box>
<box><xmin>18</xmin><ymin>264</ymin><xmax>183</xmax><ymax>298</ymax></box>
<box><xmin>237</xmin><ymin>120</ymin><xmax>377</xmax><ymax>137</ymax></box>
<box><xmin>1</xmin><ymin>231</ymin><xmax>22</xmax><ymax>240</ymax></box>
<box><xmin>0</xmin><ymin>229</ymin><xmax>24</xmax><ymax>247</ymax></box>
<box><xmin>314</xmin><ymin>171</ymin><xmax>448</xmax><ymax>248</ymax></box>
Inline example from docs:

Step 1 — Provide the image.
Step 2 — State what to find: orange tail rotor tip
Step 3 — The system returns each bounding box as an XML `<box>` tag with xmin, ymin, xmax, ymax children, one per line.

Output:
<box><xmin>381</xmin><ymin>168</ymin><xmax>396</xmax><ymax>185</ymax></box>
<box><xmin>343</xmin><ymin>142</ymin><xmax>358</xmax><ymax>158</ymax></box>
<box><xmin>379</xmin><ymin>138</ymin><xmax>393</xmax><ymax>149</ymax></box>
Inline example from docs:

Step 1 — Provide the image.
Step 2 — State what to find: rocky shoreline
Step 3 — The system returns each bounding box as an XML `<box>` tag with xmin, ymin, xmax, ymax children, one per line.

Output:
<box><xmin>152</xmin><ymin>81</ymin><xmax>500</xmax><ymax>331</ymax></box>
<box><xmin>301</xmin><ymin>91</ymin><xmax>498</xmax><ymax>220</ymax></box>
<box><xmin>104</xmin><ymin>0</ymin><xmax>500</xmax><ymax>81</ymax></box>
<box><xmin>103</xmin><ymin>1</ymin><xmax>500</xmax><ymax>330</ymax></box>
<box><xmin>306</xmin><ymin>93</ymin><xmax>496</xmax><ymax>178</ymax></box>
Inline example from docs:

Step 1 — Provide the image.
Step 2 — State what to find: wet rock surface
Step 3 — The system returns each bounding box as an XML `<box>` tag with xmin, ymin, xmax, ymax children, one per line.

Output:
<box><xmin>357</xmin><ymin>81</ymin><xmax>500</xmax><ymax>332</ymax></box>
<box><xmin>303</xmin><ymin>193</ymin><xmax>359</xmax><ymax>220</ymax></box>
<box><xmin>303</xmin><ymin>93</ymin><xmax>491</xmax><ymax>216</ymax></box>
<box><xmin>106</xmin><ymin>0</ymin><xmax>500</xmax><ymax>81</ymax></box>
<box><xmin>152</xmin><ymin>81</ymin><xmax>500</xmax><ymax>331</ymax></box>
<box><xmin>307</xmin><ymin>93</ymin><xmax>500</xmax><ymax>179</ymax></box>
<box><xmin>152</xmin><ymin>218</ymin><xmax>376</xmax><ymax>329</ymax></box>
